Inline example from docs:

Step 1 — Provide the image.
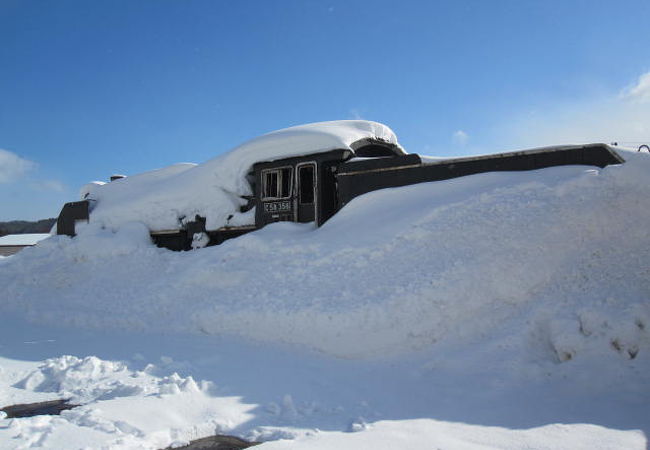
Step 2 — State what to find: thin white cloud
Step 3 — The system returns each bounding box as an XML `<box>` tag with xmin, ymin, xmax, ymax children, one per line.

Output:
<box><xmin>499</xmin><ymin>71</ymin><xmax>650</xmax><ymax>150</ymax></box>
<box><xmin>0</xmin><ymin>149</ymin><xmax>36</xmax><ymax>183</ymax></box>
<box><xmin>452</xmin><ymin>130</ymin><xmax>469</xmax><ymax>146</ymax></box>
<box><xmin>621</xmin><ymin>71</ymin><xmax>650</xmax><ymax>103</ymax></box>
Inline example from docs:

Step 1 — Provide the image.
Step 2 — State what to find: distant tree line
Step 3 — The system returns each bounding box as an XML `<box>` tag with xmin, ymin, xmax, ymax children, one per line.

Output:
<box><xmin>0</xmin><ymin>218</ymin><xmax>56</xmax><ymax>237</ymax></box>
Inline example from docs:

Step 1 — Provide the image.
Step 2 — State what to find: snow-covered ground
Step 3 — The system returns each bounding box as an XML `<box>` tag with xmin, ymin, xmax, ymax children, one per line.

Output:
<box><xmin>1</xmin><ymin>149</ymin><xmax>649</xmax><ymax>449</ymax></box>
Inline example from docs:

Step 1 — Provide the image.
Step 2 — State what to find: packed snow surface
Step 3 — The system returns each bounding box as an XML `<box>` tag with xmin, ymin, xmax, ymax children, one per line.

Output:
<box><xmin>81</xmin><ymin>120</ymin><xmax>400</xmax><ymax>232</ymax></box>
<box><xmin>1</xmin><ymin>149</ymin><xmax>649</xmax><ymax>449</ymax></box>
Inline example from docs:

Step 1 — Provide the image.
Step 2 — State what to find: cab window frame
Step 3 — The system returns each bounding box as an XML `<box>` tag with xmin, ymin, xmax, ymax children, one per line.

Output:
<box><xmin>261</xmin><ymin>166</ymin><xmax>293</xmax><ymax>201</ymax></box>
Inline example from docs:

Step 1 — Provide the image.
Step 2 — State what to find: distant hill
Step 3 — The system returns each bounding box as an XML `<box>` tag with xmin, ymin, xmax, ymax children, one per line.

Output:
<box><xmin>0</xmin><ymin>218</ymin><xmax>56</xmax><ymax>237</ymax></box>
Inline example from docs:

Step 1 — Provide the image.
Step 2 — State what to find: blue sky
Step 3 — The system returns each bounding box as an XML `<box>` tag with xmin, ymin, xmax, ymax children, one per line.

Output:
<box><xmin>1</xmin><ymin>0</ymin><xmax>650</xmax><ymax>220</ymax></box>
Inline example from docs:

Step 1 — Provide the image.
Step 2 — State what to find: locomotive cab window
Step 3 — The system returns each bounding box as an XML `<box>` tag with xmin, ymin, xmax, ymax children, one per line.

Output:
<box><xmin>298</xmin><ymin>165</ymin><xmax>315</xmax><ymax>204</ymax></box>
<box><xmin>262</xmin><ymin>167</ymin><xmax>293</xmax><ymax>200</ymax></box>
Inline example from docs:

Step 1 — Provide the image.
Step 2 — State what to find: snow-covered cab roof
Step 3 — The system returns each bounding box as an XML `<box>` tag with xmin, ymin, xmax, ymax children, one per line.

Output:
<box><xmin>227</xmin><ymin>120</ymin><xmax>404</xmax><ymax>161</ymax></box>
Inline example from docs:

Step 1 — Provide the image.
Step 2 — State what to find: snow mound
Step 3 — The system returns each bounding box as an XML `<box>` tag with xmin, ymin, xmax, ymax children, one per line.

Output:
<box><xmin>82</xmin><ymin>120</ymin><xmax>400</xmax><ymax>231</ymax></box>
<box><xmin>2</xmin><ymin>151</ymin><xmax>649</xmax><ymax>362</ymax></box>
<box><xmin>2</xmin><ymin>355</ymin><xmax>254</xmax><ymax>450</ymax></box>
<box><xmin>1</xmin><ymin>149</ymin><xmax>649</xmax><ymax>448</ymax></box>
<box><xmin>15</xmin><ymin>355</ymin><xmax>202</xmax><ymax>404</ymax></box>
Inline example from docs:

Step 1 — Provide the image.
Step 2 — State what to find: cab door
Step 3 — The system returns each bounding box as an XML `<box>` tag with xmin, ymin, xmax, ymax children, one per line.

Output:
<box><xmin>295</xmin><ymin>162</ymin><xmax>317</xmax><ymax>223</ymax></box>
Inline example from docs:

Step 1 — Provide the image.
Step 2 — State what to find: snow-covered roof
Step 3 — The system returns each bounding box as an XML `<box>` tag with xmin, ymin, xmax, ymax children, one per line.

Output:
<box><xmin>226</xmin><ymin>120</ymin><xmax>402</xmax><ymax>160</ymax></box>
<box><xmin>82</xmin><ymin>120</ymin><xmax>402</xmax><ymax>231</ymax></box>
<box><xmin>0</xmin><ymin>233</ymin><xmax>50</xmax><ymax>246</ymax></box>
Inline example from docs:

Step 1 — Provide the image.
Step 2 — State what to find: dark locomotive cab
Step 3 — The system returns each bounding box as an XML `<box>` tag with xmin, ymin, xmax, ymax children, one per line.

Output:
<box><xmin>252</xmin><ymin>139</ymin><xmax>405</xmax><ymax>228</ymax></box>
<box><xmin>253</xmin><ymin>149</ymin><xmax>348</xmax><ymax>227</ymax></box>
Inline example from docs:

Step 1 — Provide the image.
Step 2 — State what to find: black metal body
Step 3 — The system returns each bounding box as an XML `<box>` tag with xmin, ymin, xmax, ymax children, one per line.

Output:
<box><xmin>56</xmin><ymin>201</ymin><xmax>89</xmax><ymax>236</ymax></box>
<box><xmin>336</xmin><ymin>144</ymin><xmax>624</xmax><ymax>207</ymax></box>
<box><xmin>151</xmin><ymin>226</ymin><xmax>256</xmax><ymax>251</ymax></box>
<box><xmin>56</xmin><ymin>143</ymin><xmax>624</xmax><ymax>250</ymax></box>
<box><xmin>252</xmin><ymin>149</ymin><xmax>351</xmax><ymax>227</ymax></box>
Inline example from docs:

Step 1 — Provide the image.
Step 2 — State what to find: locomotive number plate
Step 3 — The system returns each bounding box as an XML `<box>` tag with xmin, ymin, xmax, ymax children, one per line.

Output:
<box><xmin>263</xmin><ymin>201</ymin><xmax>291</xmax><ymax>213</ymax></box>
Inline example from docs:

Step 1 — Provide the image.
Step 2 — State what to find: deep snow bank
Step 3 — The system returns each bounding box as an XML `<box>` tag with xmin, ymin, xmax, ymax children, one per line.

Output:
<box><xmin>1</xmin><ymin>151</ymin><xmax>649</xmax><ymax>363</ymax></box>
<box><xmin>1</xmin><ymin>150</ymin><xmax>649</xmax><ymax>449</ymax></box>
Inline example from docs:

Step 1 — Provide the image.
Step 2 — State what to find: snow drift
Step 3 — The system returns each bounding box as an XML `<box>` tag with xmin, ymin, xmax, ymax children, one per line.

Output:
<box><xmin>3</xmin><ymin>151</ymin><xmax>650</xmax><ymax>361</ymax></box>
<box><xmin>1</xmin><ymin>149</ymin><xmax>649</xmax><ymax>449</ymax></box>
